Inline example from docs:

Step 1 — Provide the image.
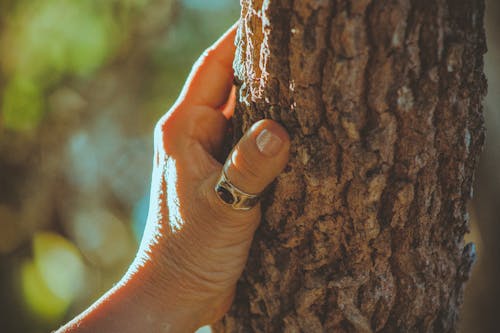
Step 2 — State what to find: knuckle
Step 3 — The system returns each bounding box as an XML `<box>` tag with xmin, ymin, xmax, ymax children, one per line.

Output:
<box><xmin>231</xmin><ymin>151</ymin><xmax>262</xmax><ymax>186</ymax></box>
<box><xmin>192</xmin><ymin>47</ymin><xmax>214</xmax><ymax>72</ymax></box>
<box><xmin>201</xmin><ymin>47</ymin><xmax>216</xmax><ymax>62</ymax></box>
<box><xmin>195</xmin><ymin>46</ymin><xmax>225</xmax><ymax>72</ymax></box>
<box><xmin>154</xmin><ymin>111</ymin><xmax>179</xmax><ymax>155</ymax></box>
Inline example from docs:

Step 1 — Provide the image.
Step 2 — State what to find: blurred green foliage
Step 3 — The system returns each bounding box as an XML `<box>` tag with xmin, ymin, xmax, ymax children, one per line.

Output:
<box><xmin>0</xmin><ymin>0</ymin><xmax>150</xmax><ymax>131</ymax></box>
<box><xmin>0</xmin><ymin>1</ymin><xmax>239</xmax><ymax>332</ymax></box>
<box><xmin>146</xmin><ymin>0</ymin><xmax>240</xmax><ymax>121</ymax></box>
<box><xmin>21</xmin><ymin>232</ymin><xmax>85</xmax><ymax>322</ymax></box>
<box><xmin>2</xmin><ymin>77</ymin><xmax>44</xmax><ymax>131</ymax></box>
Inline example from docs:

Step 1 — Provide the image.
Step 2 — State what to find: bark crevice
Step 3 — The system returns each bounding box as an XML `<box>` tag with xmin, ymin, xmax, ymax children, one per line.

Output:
<box><xmin>214</xmin><ymin>1</ymin><xmax>486</xmax><ymax>332</ymax></box>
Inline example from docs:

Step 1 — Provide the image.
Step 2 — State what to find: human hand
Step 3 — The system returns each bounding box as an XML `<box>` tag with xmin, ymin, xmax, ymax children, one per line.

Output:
<box><xmin>128</xmin><ymin>23</ymin><xmax>290</xmax><ymax>330</ymax></box>
<box><xmin>57</xmin><ymin>23</ymin><xmax>290</xmax><ymax>333</ymax></box>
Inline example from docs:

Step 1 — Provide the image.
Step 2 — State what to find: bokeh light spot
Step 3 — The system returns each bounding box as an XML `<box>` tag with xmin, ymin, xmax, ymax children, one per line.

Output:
<box><xmin>20</xmin><ymin>232</ymin><xmax>86</xmax><ymax>321</ymax></box>
<box><xmin>33</xmin><ymin>232</ymin><xmax>85</xmax><ymax>302</ymax></box>
<box><xmin>70</xmin><ymin>209</ymin><xmax>134</xmax><ymax>268</ymax></box>
<box><xmin>21</xmin><ymin>259</ymin><xmax>68</xmax><ymax>322</ymax></box>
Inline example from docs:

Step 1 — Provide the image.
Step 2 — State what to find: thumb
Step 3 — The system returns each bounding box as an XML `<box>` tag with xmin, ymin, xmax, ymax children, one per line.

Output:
<box><xmin>224</xmin><ymin>119</ymin><xmax>290</xmax><ymax>195</ymax></box>
<box><xmin>203</xmin><ymin>119</ymin><xmax>290</xmax><ymax>219</ymax></box>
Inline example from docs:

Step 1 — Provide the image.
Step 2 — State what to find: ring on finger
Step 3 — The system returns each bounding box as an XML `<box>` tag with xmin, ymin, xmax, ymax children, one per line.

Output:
<box><xmin>214</xmin><ymin>170</ymin><xmax>260</xmax><ymax>211</ymax></box>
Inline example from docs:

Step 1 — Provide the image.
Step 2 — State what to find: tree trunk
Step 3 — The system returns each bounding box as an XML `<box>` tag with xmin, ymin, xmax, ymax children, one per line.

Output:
<box><xmin>214</xmin><ymin>0</ymin><xmax>486</xmax><ymax>332</ymax></box>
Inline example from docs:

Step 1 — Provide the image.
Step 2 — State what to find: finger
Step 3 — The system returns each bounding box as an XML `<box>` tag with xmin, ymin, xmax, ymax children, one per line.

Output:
<box><xmin>223</xmin><ymin>120</ymin><xmax>290</xmax><ymax>195</ymax></box>
<box><xmin>158</xmin><ymin>24</ymin><xmax>237</xmax><ymax>162</ymax></box>
<box><xmin>220</xmin><ymin>85</ymin><xmax>236</xmax><ymax>120</ymax></box>
<box><xmin>177</xmin><ymin>22</ymin><xmax>238</xmax><ymax>109</ymax></box>
<box><xmin>201</xmin><ymin>120</ymin><xmax>290</xmax><ymax>220</ymax></box>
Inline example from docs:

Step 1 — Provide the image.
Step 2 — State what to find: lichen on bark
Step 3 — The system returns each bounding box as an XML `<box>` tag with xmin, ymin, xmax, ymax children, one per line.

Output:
<box><xmin>214</xmin><ymin>0</ymin><xmax>486</xmax><ymax>332</ymax></box>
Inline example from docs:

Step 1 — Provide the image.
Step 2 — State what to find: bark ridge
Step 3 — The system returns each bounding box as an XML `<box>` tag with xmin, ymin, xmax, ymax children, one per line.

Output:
<box><xmin>215</xmin><ymin>0</ymin><xmax>486</xmax><ymax>332</ymax></box>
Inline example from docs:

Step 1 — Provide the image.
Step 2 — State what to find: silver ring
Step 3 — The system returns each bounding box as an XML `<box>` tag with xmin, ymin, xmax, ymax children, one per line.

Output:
<box><xmin>214</xmin><ymin>170</ymin><xmax>260</xmax><ymax>211</ymax></box>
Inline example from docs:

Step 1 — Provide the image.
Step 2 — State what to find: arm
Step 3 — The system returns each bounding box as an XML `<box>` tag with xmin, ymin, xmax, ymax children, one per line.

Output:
<box><xmin>57</xmin><ymin>269</ymin><xmax>200</xmax><ymax>332</ymax></box>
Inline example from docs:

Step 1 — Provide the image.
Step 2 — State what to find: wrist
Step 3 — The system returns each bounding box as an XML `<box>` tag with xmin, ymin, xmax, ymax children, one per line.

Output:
<box><xmin>122</xmin><ymin>260</ymin><xmax>204</xmax><ymax>332</ymax></box>
<box><xmin>58</xmin><ymin>261</ymin><xmax>203</xmax><ymax>333</ymax></box>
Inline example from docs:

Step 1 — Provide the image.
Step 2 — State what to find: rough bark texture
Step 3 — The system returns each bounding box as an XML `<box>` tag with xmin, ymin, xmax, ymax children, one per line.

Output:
<box><xmin>214</xmin><ymin>0</ymin><xmax>486</xmax><ymax>332</ymax></box>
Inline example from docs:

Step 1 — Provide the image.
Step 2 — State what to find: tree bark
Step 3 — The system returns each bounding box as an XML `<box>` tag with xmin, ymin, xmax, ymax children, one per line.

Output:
<box><xmin>214</xmin><ymin>0</ymin><xmax>486</xmax><ymax>332</ymax></box>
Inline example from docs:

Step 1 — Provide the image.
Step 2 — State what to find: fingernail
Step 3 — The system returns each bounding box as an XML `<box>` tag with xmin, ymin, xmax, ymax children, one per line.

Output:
<box><xmin>256</xmin><ymin>129</ymin><xmax>283</xmax><ymax>157</ymax></box>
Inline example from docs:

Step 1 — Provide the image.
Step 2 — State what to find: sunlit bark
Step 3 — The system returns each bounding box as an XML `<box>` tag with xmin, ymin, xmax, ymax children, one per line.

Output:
<box><xmin>215</xmin><ymin>0</ymin><xmax>486</xmax><ymax>331</ymax></box>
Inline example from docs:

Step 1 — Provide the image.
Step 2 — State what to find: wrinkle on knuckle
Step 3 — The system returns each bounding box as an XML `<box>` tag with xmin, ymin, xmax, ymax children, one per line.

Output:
<box><xmin>233</xmin><ymin>150</ymin><xmax>261</xmax><ymax>181</ymax></box>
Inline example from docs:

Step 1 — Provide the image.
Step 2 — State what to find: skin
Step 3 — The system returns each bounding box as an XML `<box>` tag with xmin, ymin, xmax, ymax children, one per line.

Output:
<box><xmin>57</xmin><ymin>23</ymin><xmax>290</xmax><ymax>332</ymax></box>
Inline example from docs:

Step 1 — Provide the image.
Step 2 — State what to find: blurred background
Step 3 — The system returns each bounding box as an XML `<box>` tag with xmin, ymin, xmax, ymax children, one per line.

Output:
<box><xmin>0</xmin><ymin>0</ymin><xmax>238</xmax><ymax>332</ymax></box>
<box><xmin>0</xmin><ymin>0</ymin><xmax>497</xmax><ymax>332</ymax></box>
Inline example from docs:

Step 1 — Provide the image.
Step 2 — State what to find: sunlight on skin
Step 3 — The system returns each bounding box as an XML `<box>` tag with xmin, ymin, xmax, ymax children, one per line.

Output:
<box><xmin>166</xmin><ymin>158</ymin><xmax>184</xmax><ymax>232</ymax></box>
<box><xmin>56</xmin><ymin>23</ymin><xmax>290</xmax><ymax>332</ymax></box>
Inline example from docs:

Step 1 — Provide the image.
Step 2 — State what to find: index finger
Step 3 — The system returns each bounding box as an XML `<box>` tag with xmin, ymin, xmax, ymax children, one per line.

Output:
<box><xmin>176</xmin><ymin>22</ymin><xmax>238</xmax><ymax>109</ymax></box>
